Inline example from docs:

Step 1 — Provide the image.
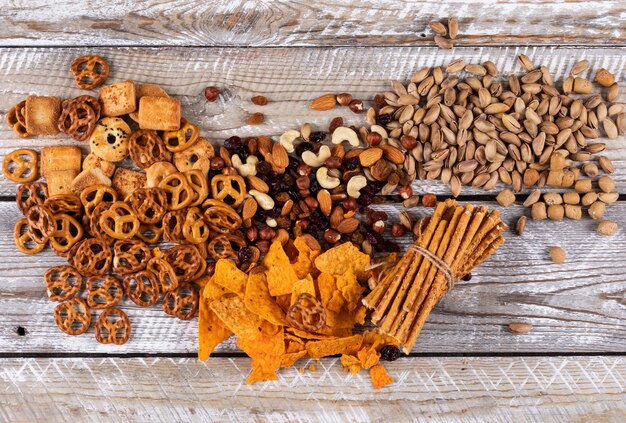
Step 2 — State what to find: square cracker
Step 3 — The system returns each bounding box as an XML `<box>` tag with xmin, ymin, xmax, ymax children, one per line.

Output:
<box><xmin>111</xmin><ymin>167</ymin><xmax>146</xmax><ymax>200</ymax></box>
<box><xmin>99</xmin><ymin>80</ymin><xmax>136</xmax><ymax>117</ymax></box>
<box><xmin>83</xmin><ymin>152</ymin><xmax>116</xmax><ymax>178</ymax></box>
<box><xmin>40</xmin><ymin>146</ymin><xmax>82</xmax><ymax>179</ymax></box>
<box><xmin>138</xmin><ymin>96</ymin><xmax>181</xmax><ymax>131</ymax></box>
<box><xmin>71</xmin><ymin>168</ymin><xmax>111</xmax><ymax>194</ymax></box>
<box><xmin>25</xmin><ymin>96</ymin><xmax>61</xmax><ymax>135</ymax></box>
<box><xmin>47</xmin><ymin>170</ymin><xmax>78</xmax><ymax>197</ymax></box>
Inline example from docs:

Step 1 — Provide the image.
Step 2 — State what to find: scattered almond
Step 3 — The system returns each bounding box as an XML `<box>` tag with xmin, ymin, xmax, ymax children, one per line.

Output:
<box><xmin>549</xmin><ymin>246</ymin><xmax>566</xmax><ymax>264</ymax></box>
<box><xmin>359</xmin><ymin>148</ymin><xmax>383</xmax><ymax>167</ymax></box>
<box><xmin>310</xmin><ymin>94</ymin><xmax>337</xmax><ymax>111</ymax></box>
<box><xmin>336</xmin><ymin>217</ymin><xmax>360</xmax><ymax>234</ymax></box>
<box><xmin>597</xmin><ymin>220</ymin><xmax>618</xmax><ymax>236</ymax></box>
<box><xmin>508</xmin><ymin>322</ymin><xmax>532</xmax><ymax>334</ymax></box>
<box><xmin>317</xmin><ymin>189</ymin><xmax>332</xmax><ymax>216</ymax></box>
<box><xmin>515</xmin><ymin>216</ymin><xmax>526</xmax><ymax>236</ymax></box>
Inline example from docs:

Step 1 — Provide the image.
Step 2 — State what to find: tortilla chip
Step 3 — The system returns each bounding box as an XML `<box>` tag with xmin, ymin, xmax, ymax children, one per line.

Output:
<box><xmin>305</xmin><ymin>334</ymin><xmax>363</xmax><ymax>358</ymax></box>
<box><xmin>210</xmin><ymin>295</ymin><xmax>264</xmax><ymax>339</ymax></box>
<box><xmin>325</xmin><ymin>305</ymin><xmax>367</xmax><ymax>330</ymax></box>
<box><xmin>263</xmin><ymin>241</ymin><xmax>299</xmax><ymax>296</ymax></box>
<box><xmin>317</xmin><ymin>272</ymin><xmax>336</xmax><ymax>307</ymax></box>
<box><xmin>247</xmin><ymin>355</ymin><xmax>280</xmax><ymax>384</ymax></box>
<box><xmin>362</xmin><ymin>329</ymin><xmax>401</xmax><ymax>350</ymax></box>
<box><xmin>202</xmin><ymin>277</ymin><xmax>230</xmax><ymax>301</ymax></box>
<box><xmin>244</xmin><ymin>270</ymin><xmax>288</xmax><ymax>326</ymax></box>
<box><xmin>290</xmin><ymin>275</ymin><xmax>316</xmax><ymax>306</ymax></box>
<box><xmin>335</xmin><ymin>268</ymin><xmax>364</xmax><ymax>311</ymax></box>
<box><xmin>238</xmin><ymin>320</ymin><xmax>285</xmax><ymax>358</ymax></box>
<box><xmin>280</xmin><ymin>350</ymin><xmax>307</xmax><ymax>368</ymax></box>
<box><xmin>357</xmin><ymin>346</ymin><xmax>380</xmax><ymax>369</ymax></box>
<box><xmin>212</xmin><ymin>259</ymin><xmax>248</xmax><ymax>297</ymax></box>
<box><xmin>314</xmin><ymin>242</ymin><xmax>370</xmax><ymax>281</ymax></box>
<box><xmin>292</xmin><ymin>237</ymin><xmax>321</xmax><ymax>279</ymax></box>
<box><xmin>198</xmin><ymin>296</ymin><xmax>232</xmax><ymax>361</ymax></box>
<box><xmin>340</xmin><ymin>354</ymin><xmax>362</xmax><ymax>374</ymax></box>
<box><xmin>370</xmin><ymin>364</ymin><xmax>394</xmax><ymax>389</ymax></box>
<box><xmin>275</xmin><ymin>294</ymin><xmax>292</xmax><ymax>313</ymax></box>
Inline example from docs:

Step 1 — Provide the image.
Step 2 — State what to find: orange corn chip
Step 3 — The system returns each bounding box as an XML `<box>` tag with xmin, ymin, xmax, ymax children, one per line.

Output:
<box><xmin>292</xmin><ymin>237</ymin><xmax>321</xmax><ymax>279</ymax></box>
<box><xmin>212</xmin><ymin>259</ymin><xmax>248</xmax><ymax>297</ymax></box>
<box><xmin>335</xmin><ymin>268</ymin><xmax>364</xmax><ymax>311</ymax></box>
<box><xmin>198</xmin><ymin>295</ymin><xmax>232</xmax><ymax>361</ymax></box>
<box><xmin>340</xmin><ymin>354</ymin><xmax>362</xmax><ymax>374</ymax></box>
<box><xmin>286</xmin><ymin>327</ymin><xmax>336</xmax><ymax>340</ymax></box>
<box><xmin>357</xmin><ymin>346</ymin><xmax>380</xmax><ymax>369</ymax></box>
<box><xmin>314</xmin><ymin>242</ymin><xmax>370</xmax><ymax>281</ymax></box>
<box><xmin>244</xmin><ymin>268</ymin><xmax>288</xmax><ymax>326</ymax></box>
<box><xmin>290</xmin><ymin>275</ymin><xmax>316</xmax><ymax>306</ymax></box>
<box><xmin>247</xmin><ymin>355</ymin><xmax>280</xmax><ymax>384</ymax></box>
<box><xmin>238</xmin><ymin>321</ymin><xmax>285</xmax><ymax>384</ymax></box>
<box><xmin>370</xmin><ymin>364</ymin><xmax>394</xmax><ymax>389</ymax></box>
<box><xmin>275</xmin><ymin>294</ymin><xmax>292</xmax><ymax>313</ymax></box>
<box><xmin>362</xmin><ymin>329</ymin><xmax>401</xmax><ymax>350</ymax></box>
<box><xmin>210</xmin><ymin>295</ymin><xmax>264</xmax><ymax>339</ymax></box>
<box><xmin>280</xmin><ymin>350</ymin><xmax>307</xmax><ymax>368</ymax></box>
<box><xmin>305</xmin><ymin>334</ymin><xmax>363</xmax><ymax>358</ymax></box>
<box><xmin>263</xmin><ymin>241</ymin><xmax>299</xmax><ymax>296</ymax></box>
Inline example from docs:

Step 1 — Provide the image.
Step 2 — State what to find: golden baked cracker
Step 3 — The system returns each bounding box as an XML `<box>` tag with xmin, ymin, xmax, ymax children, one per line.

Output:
<box><xmin>25</xmin><ymin>95</ymin><xmax>61</xmax><ymax>135</ymax></box>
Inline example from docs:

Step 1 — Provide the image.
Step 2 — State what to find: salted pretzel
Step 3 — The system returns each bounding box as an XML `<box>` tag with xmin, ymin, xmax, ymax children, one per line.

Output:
<box><xmin>86</xmin><ymin>275</ymin><xmax>124</xmax><ymax>309</ymax></box>
<box><xmin>207</xmin><ymin>233</ymin><xmax>247</xmax><ymax>262</ymax></box>
<box><xmin>162</xmin><ymin>210</ymin><xmax>187</xmax><ymax>244</ymax></box>
<box><xmin>58</xmin><ymin>97</ymin><xmax>98</xmax><ymax>141</ymax></box>
<box><xmin>14</xmin><ymin>218</ymin><xmax>45</xmax><ymax>254</ymax></box>
<box><xmin>70</xmin><ymin>55</ymin><xmax>110</xmax><ymax>89</ymax></box>
<box><xmin>210</xmin><ymin>174</ymin><xmax>246</xmax><ymax>207</ymax></box>
<box><xmin>287</xmin><ymin>293</ymin><xmax>327</xmax><ymax>333</ymax></box>
<box><xmin>136</xmin><ymin>222</ymin><xmax>164</xmax><ymax>244</ymax></box>
<box><xmin>146</xmin><ymin>257</ymin><xmax>179</xmax><ymax>292</ymax></box>
<box><xmin>26</xmin><ymin>204</ymin><xmax>56</xmax><ymax>244</ymax></box>
<box><xmin>128</xmin><ymin>129</ymin><xmax>171</xmax><ymax>169</ymax></box>
<box><xmin>68</xmin><ymin>238</ymin><xmax>112</xmax><ymax>276</ymax></box>
<box><xmin>202</xmin><ymin>199</ymin><xmax>242</xmax><ymax>233</ymax></box>
<box><xmin>124</xmin><ymin>270</ymin><xmax>161</xmax><ymax>307</ymax></box>
<box><xmin>49</xmin><ymin>213</ymin><xmax>84</xmax><ymax>254</ymax></box>
<box><xmin>128</xmin><ymin>188</ymin><xmax>168</xmax><ymax>224</ymax></box>
<box><xmin>44</xmin><ymin>194</ymin><xmax>83</xmax><ymax>218</ymax></box>
<box><xmin>99</xmin><ymin>201</ymin><xmax>140</xmax><ymax>240</ymax></box>
<box><xmin>80</xmin><ymin>185</ymin><xmax>118</xmax><ymax>217</ymax></box>
<box><xmin>162</xmin><ymin>118</ymin><xmax>199</xmax><ymax>152</ymax></box>
<box><xmin>54</xmin><ymin>298</ymin><xmax>91</xmax><ymax>336</ymax></box>
<box><xmin>3</xmin><ymin>148</ymin><xmax>38</xmax><ymax>183</ymax></box>
<box><xmin>158</xmin><ymin>172</ymin><xmax>194</xmax><ymax>210</ymax></box>
<box><xmin>62</xmin><ymin>95</ymin><xmax>101</xmax><ymax>119</ymax></box>
<box><xmin>94</xmin><ymin>308</ymin><xmax>131</xmax><ymax>345</ymax></box>
<box><xmin>113</xmin><ymin>239</ymin><xmax>152</xmax><ymax>275</ymax></box>
<box><xmin>162</xmin><ymin>284</ymin><xmax>199</xmax><ymax>320</ymax></box>
<box><xmin>164</xmin><ymin>245</ymin><xmax>204</xmax><ymax>283</ymax></box>
<box><xmin>183</xmin><ymin>170</ymin><xmax>209</xmax><ymax>207</ymax></box>
<box><xmin>16</xmin><ymin>182</ymin><xmax>48</xmax><ymax>215</ymax></box>
<box><xmin>6</xmin><ymin>100</ymin><xmax>29</xmax><ymax>138</ymax></box>
<box><xmin>44</xmin><ymin>265</ymin><xmax>82</xmax><ymax>302</ymax></box>
<box><xmin>88</xmin><ymin>201</ymin><xmax>116</xmax><ymax>244</ymax></box>
<box><xmin>182</xmin><ymin>207</ymin><xmax>209</xmax><ymax>244</ymax></box>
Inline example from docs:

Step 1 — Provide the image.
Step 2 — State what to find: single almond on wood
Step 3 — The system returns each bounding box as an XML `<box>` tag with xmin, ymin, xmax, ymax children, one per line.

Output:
<box><xmin>310</xmin><ymin>94</ymin><xmax>337</xmax><ymax>111</ymax></box>
<box><xmin>508</xmin><ymin>322</ymin><xmax>532</xmax><ymax>334</ymax></box>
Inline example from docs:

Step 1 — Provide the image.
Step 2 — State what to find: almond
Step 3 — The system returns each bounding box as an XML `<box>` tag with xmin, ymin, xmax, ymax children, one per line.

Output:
<box><xmin>310</xmin><ymin>94</ymin><xmax>337</xmax><ymax>111</ymax></box>
<box><xmin>271</xmin><ymin>143</ymin><xmax>289</xmax><ymax>168</ymax></box>
<box><xmin>241</xmin><ymin>197</ymin><xmax>258</xmax><ymax>220</ymax></box>
<box><xmin>359</xmin><ymin>147</ymin><xmax>383</xmax><ymax>167</ymax></box>
<box><xmin>247</xmin><ymin>175</ymin><xmax>269</xmax><ymax>193</ymax></box>
<box><xmin>317</xmin><ymin>189</ymin><xmax>332</xmax><ymax>216</ymax></box>
<box><xmin>380</xmin><ymin>144</ymin><xmax>405</xmax><ymax>165</ymax></box>
<box><xmin>508</xmin><ymin>323</ymin><xmax>532</xmax><ymax>334</ymax></box>
<box><xmin>336</xmin><ymin>217</ymin><xmax>360</xmax><ymax>234</ymax></box>
<box><xmin>329</xmin><ymin>206</ymin><xmax>344</xmax><ymax>228</ymax></box>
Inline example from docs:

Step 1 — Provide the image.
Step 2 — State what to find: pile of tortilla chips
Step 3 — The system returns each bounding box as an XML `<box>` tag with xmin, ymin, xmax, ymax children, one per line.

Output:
<box><xmin>198</xmin><ymin>236</ymin><xmax>397</xmax><ymax>388</ymax></box>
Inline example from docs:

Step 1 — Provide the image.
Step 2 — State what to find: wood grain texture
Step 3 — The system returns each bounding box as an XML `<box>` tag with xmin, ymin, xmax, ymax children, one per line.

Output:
<box><xmin>1</xmin><ymin>200</ymin><xmax>624</xmax><ymax>354</ymax></box>
<box><xmin>0</xmin><ymin>357</ymin><xmax>625</xmax><ymax>422</ymax></box>
<box><xmin>0</xmin><ymin>46</ymin><xmax>625</xmax><ymax>196</ymax></box>
<box><xmin>0</xmin><ymin>1</ymin><xmax>625</xmax><ymax>47</ymax></box>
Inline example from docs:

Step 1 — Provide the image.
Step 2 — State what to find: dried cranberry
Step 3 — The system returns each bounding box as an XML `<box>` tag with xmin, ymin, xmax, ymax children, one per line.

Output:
<box><xmin>288</xmin><ymin>157</ymin><xmax>300</xmax><ymax>171</ymax></box>
<box><xmin>309</xmin><ymin>179</ymin><xmax>321</xmax><ymax>195</ymax></box>
<box><xmin>309</xmin><ymin>211</ymin><xmax>329</xmax><ymax>230</ymax></box>
<box><xmin>256</xmin><ymin>161</ymin><xmax>272</xmax><ymax>175</ymax></box>
<box><xmin>237</xmin><ymin>247</ymin><xmax>253</xmax><ymax>263</ymax></box>
<box><xmin>358</xmin><ymin>195</ymin><xmax>373</xmax><ymax>206</ymax></box>
<box><xmin>377</xmin><ymin>113</ymin><xmax>392</xmax><ymax>125</ymax></box>
<box><xmin>343</xmin><ymin>157</ymin><xmax>360</xmax><ymax>170</ymax></box>
<box><xmin>366</xmin><ymin>232</ymin><xmax>379</xmax><ymax>245</ymax></box>
<box><xmin>380</xmin><ymin>345</ymin><xmax>401</xmax><ymax>361</ymax></box>
<box><xmin>309</xmin><ymin>131</ymin><xmax>327</xmax><ymax>143</ymax></box>
<box><xmin>295</xmin><ymin>142</ymin><xmax>314</xmax><ymax>157</ymax></box>
<box><xmin>266</xmin><ymin>207</ymin><xmax>281</xmax><ymax>218</ymax></box>
<box><xmin>224</xmin><ymin>136</ymin><xmax>242</xmax><ymax>150</ymax></box>
<box><xmin>462</xmin><ymin>273</ymin><xmax>472</xmax><ymax>281</ymax></box>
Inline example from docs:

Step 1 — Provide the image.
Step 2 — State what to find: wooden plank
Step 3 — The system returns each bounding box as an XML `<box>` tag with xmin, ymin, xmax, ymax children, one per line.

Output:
<box><xmin>0</xmin><ymin>357</ymin><xmax>624</xmax><ymax>422</ymax></box>
<box><xmin>0</xmin><ymin>1</ymin><xmax>624</xmax><ymax>47</ymax></box>
<box><xmin>1</xmin><ymin>200</ymin><xmax>624</xmax><ymax>354</ymax></box>
<box><xmin>0</xmin><ymin>46</ymin><xmax>625</xmax><ymax>196</ymax></box>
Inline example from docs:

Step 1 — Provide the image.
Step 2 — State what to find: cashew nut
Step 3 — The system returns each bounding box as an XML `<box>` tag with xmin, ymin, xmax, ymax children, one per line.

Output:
<box><xmin>316</xmin><ymin>167</ymin><xmax>341</xmax><ymax>189</ymax></box>
<box><xmin>249</xmin><ymin>189</ymin><xmax>275</xmax><ymax>210</ymax></box>
<box><xmin>266</xmin><ymin>218</ymin><xmax>277</xmax><ymax>228</ymax></box>
<box><xmin>370</xmin><ymin>125</ymin><xmax>389</xmax><ymax>140</ymax></box>
<box><xmin>301</xmin><ymin>145</ymin><xmax>331</xmax><ymax>168</ymax></box>
<box><xmin>232</xmin><ymin>154</ymin><xmax>259</xmax><ymax>177</ymax></box>
<box><xmin>346</xmin><ymin>175</ymin><xmax>368</xmax><ymax>198</ymax></box>
<box><xmin>331</xmin><ymin>126</ymin><xmax>360</xmax><ymax>147</ymax></box>
<box><xmin>279</xmin><ymin>129</ymin><xmax>300</xmax><ymax>153</ymax></box>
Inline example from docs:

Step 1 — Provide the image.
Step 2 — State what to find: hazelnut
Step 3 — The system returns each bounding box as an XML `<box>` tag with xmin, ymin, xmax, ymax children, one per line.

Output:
<box><xmin>400</xmin><ymin>135</ymin><xmax>418</xmax><ymax>150</ymax></box>
<box><xmin>296</xmin><ymin>163</ymin><xmax>312</xmax><ymax>176</ymax></box>
<box><xmin>372</xmin><ymin>220</ymin><xmax>385</xmax><ymax>234</ymax></box>
<box><xmin>366</xmin><ymin>132</ymin><xmax>382</xmax><ymax>147</ymax></box>
<box><xmin>259</xmin><ymin>226</ymin><xmax>276</xmax><ymax>240</ymax></box>
<box><xmin>398</xmin><ymin>185</ymin><xmax>413</xmax><ymax>200</ymax></box>
<box><xmin>296</xmin><ymin>176</ymin><xmax>310</xmax><ymax>190</ymax></box>
<box><xmin>342</xmin><ymin>197</ymin><xmax>358</xmax><ymax>211</ymax></box>
<box><xmin>256</xmin><ymin>240</ymin><xmax>270</xmax><ymax>253</ymax></box>
<box><xmin>204</xmin><ymin>86</ymin><xmax>220</xmax><ymax>102</ymax></box>
<box><xmin>324</xmin><ymin>156</ymin><xmax>342</xmax><ymax>169</ymax></box>
<box><xmin>370</xmin><ymin>211</ymin><xmax>388</xmax><ymax>222</ymax></box>
<box><xmin>295</xmin><ymin>219</ymin><xmax>310</xmax><ymax>230</ymax></box>
<box><xmin>422</xmin><ymin>193</ymin><xmax>437</xmax><ymax>207</ymax></box>
<box><xmin>348</xmin><ymin>99</ymin><xmax>364</xmax><ymax>113</ymax></box>
<box><xmin>329</xmin><ymin>117</ymin><xmax>344</xmax><ymax>133</ymax></box>
<box><xmin>336</xmin><ymin>93</ymin><xmax>353</xmax><ymax>106</ymax></box>
<box><xmin>304</xmin><ymin>196</ymin><xmax>319</xmax><ymax>210</ymax></box>
<box><xmin>210</xmin><ymin>157</ymin><xmax>225</xmax><ymax>171</ymax></box>
<box><xmin>323</xmin><ymin>229</ymin><xmax>342</xmax><ymax>244</ymax></box>
<box><xmin>246</xmin><ymin>226</ymin><xmax>258</xmax><ymax>242</ymax></box>
<box><xmin>391</xmin><ymin>223</ymin><xmax>406</xmax><ymax>237</ymax></box>
<box><xmin>221</xmin><ymin>166</ymin><xmax>238</xmax><ymax>176</ymax></box>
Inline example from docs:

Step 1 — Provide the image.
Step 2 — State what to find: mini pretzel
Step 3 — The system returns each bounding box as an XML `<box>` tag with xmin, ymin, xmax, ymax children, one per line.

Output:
<box><xmin>162</xmin><ymin>118</ymin><xmax>199</xmax><ymax>152</ymax></box>
<box><xmin>146</xmin><ymin>257</ymin><xmax>179</xmax><ymax>292</ymax></box>
<box><xmin>287</xmin><ymin>293</ymin><xmax>327</xmax><ymax>333</ymax></box>
<box><xmin>158</xmin><ymin>172</ymin><xmax>194</xmax><ymax>210</ymax></box>
<box><xmin>44</xmin><ymin>194</ymin><xmax>83</xmax><ymax>218</ymax></box>
<box><xmin>94</xmin><ymin>308</ymin><xmax>131</xmax><ymax>345</ymax></box>
<box><xmin>124</xmin><ymin>270</ymin><xmax>161</xmax><ymax>307</ymax></box>
<box><xmin>16</xmin><ymin>182</ymin><xmax>48</xmax><ymax>215</ymax></box>
<box><xmin>162</xmin><ymin>210</ymin><xmax>187</xmax><ymax>244</ymax></box>
<box><xmin>88</xmin><ymin>201</ymin><xmax>116</xmax><ymax>244</ymax></box>
<box><xmin>207</xmin><ymin>234</ymin><xmax>247</xmax><ymax>262</ymax></box>
<box><xmin>44</xmin><ymin>265</ymin><xmax>82</xmax><ymax>302</ymax></box>
<box><xmin>162</xmin><ymin>284</ymin><xmax>199</xmax><ymax>320</ymax></box>
<box><xmin>68</xmin><ymin>238</ymin><xmax>112</xmax><ymax>276</ymax></box>
<box><xmin>184</xmin><ymin>170</ymin><xmax>209</xmax><ymax>206</ymax></box>
<box><xmin>6</xmin><ymin>101</ymin><xmax>29</xmax><ymax>138</ymax></box>
<box><xmin>3</xmin><ymin>148</ymin><xmax>38</xmax><ymax>183</ymax></box>
<box><xmin>86</xmin><ymin>275</ymin><xmax>124</xmax><ymax>309</ymax></box>
<box><xmin>99</xmin><ymin>201</ymin><xmax>140</xmax><ymax>240</ymax></box>
<box><xmin>49</xmin><ymin>213</ymin><xmax>84</xmax><ymax>254</ymax></box>
<box><xmin>164</xmin><ymin>245</ymin><xmax>204</xmax><ymax>283</ymax></box>
<box><xmin>113</xmin><ymin>239</ymin><xmax>152</xmax><ymax>275</ymax></box>
<box><xmin>128</xmin><ymin>129</ymin><xmax>171</xmax><ymax>169</ymax></box>
<box><xmin>54</xmin><ymin>298</ymin><xmax>91</xmax><ymax>336</ymax></box>
<box><xmin>14</xmin><ymin>218</ymin><xmax>45</xmax><ymax>254</ymax></box>
<box><xmin>137</xmin><ymin>222</ymin><xmax>164</xmax><ymax>244</ymax></box>
<box><xmin>26</xmin><ymin>205</ymin><xmax>56</xmax><ymax>244</ymax></box>
<box><xmin>210</xmin><ymin>175</ymin><xmax>246</xmax><ymax>208</ymax></box>
<box><xmin>80</xmin><ymin>185</ymin><xmax>118</xmax><ymax>217</ymax></box>
<box><xmin>128</xmin><ymin>188</ymin><xmax>168</xmax><ymax>224</ymax></box>
<box><xmin>183</xmin><ymin>207</ymin><xmax>209</xmax><ymax>244</ymax></box>
<box><xmin>63</xmin><ymin>95</ymin><xmax>102</xmax><ymax>119</ymax></box>
<box><xmin>202</xmin><ymin>199</ymin><xmax>242</xmax><ymax>233</ymax></box>
<box><xmin>71</xmin><ymin>55</ymin><xmax>109</xmax><ymax>89</ymax></box>
<box><xmin>58</xmin><ymin>98</ymin><xmax>98</xmax><ymax>141</ymax></box>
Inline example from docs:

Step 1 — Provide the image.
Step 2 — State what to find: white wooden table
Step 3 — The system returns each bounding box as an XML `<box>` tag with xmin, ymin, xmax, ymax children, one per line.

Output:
<box><xmin>0</xmin><ymin>1</ymin><xmax>625</xmax><ymax>421</ymax></box>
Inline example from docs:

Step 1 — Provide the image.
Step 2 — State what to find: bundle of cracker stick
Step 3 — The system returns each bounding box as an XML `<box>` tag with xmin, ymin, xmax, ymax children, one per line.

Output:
<box><xmin>363</xmin><ymin>199</ymin><xmax>506</xmax><ymax>353</ymax></box>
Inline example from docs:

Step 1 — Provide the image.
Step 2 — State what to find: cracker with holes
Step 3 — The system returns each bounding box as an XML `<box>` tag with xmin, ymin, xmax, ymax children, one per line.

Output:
<box><xmin>25</xmin><ymin>95</ymin><xmax>61</xmax><ymax>135</ymax></box>
<box><xmin>138</xmin><ymin>96</ymin><xmax>181</xmax><ymax>131</ymax></box>
<box><xmin>99</xmin><ymin>80</ymin><xmax>136</xmax><ymax>117</ymax></box>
